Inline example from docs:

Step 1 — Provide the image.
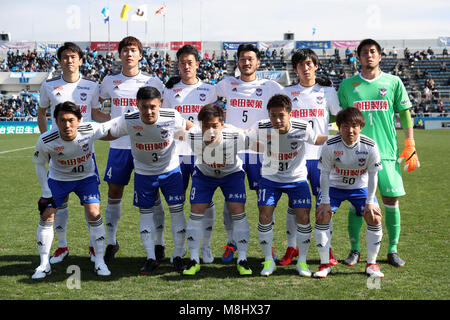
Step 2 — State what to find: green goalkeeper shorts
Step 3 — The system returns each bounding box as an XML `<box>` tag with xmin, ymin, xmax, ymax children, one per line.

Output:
<box><xmin>377</xmin><ymin>159</ymin><xmax>406</xmax><ymax>197</ymax></box>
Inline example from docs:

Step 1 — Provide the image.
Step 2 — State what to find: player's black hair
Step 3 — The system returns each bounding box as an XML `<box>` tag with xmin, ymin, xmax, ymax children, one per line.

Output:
<box><xmin>237</xmin><ymin>43</ymin><xmax>260</xmax><ymax>60</ymax></box>
<box><xmin>267</xmin><ymin>94</ymin><xmax>292</xmax><ymax>113</ymax></box>
<box><xmin>335</xmin><ymin>107</ymin><xmax>366</xmax><ymax>128</ymax></box>
<box><xmin>57</xmin><ymin>42</ymin><xmax>84</xmax><ymax>61</ymax></box>
<box><xmin>357</xmin><ymin>38</ymin><xmax>382</xmax><ymax>57</ymax></box>
<box><xmin>291</xmin><ymin>48</ymin><xmax>319</xmax><ymax>69</ymax></box>
<box><xmin>176</xmin><ymin>45</ymin><xmax>199</xmax><ymax>62</ymax></box>
<box><xmin>198</xmin><ymin>104</ymin><xmax>224</xmax><ymax>123</ymax></box>
<box><xmin>136</xmin><ymin>86</ymin><xmax>162</xmax><ymax>101</ymax></box>
<box><xmin>54</xmin><ymin>101</ymin><xmax>82</xmax><ymax>121</ymax></box>
<box><xmin>118</xmin><ymin>36</ymin><xmax>143</xmax><ymax>55</ymax></box>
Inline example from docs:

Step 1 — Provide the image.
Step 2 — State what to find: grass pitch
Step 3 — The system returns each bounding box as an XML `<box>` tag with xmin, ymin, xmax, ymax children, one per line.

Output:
<box><xmin>0</xmin><ymin>129</ymin><xmax>449</xmax><ymax>301</ymax></box>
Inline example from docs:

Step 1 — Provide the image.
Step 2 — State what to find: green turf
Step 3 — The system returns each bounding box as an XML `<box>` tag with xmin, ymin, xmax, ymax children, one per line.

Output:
<box><xmin>0</xmin><ymin>129</ymin><xmax>449</xmax><ymax>300</ymax></box>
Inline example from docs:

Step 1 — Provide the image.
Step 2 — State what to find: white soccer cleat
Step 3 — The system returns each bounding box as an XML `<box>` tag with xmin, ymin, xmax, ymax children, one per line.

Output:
<box><xmin>296</xmin><ymin>261</ymin><xmax>312</xmax><ymax>277</ymax></box>
<box><xmin>95</xmin><ymin>262</ymin><xmax>111</xmax><ymax>276</ymax></box>
<box><xmin>366</xmin><ymin>263</ymin><xmax>384</xmax><ymax>278</ymax></box>
<box><xmin>260</xmin><ymin>260</ymin><xmax>276</xmax><ymax>277</ymax></box>
<box><xmin>31</xmin><ymin>264</ymin><xmax>52</xmax><ymax>280</ymax></box>
<box><xmin>49</xmin><ymin>247</ymin><xmax>69</xmax><ymax>264</ymax></box>
<box><xmin>201</xmin><ymin>246</ymin><xmax>214</xmax><ymax>264</ymax></box>
<box><xmin>313</xmin><ymin>264</ymin><xmax>332</xmax><ymax>278</ymax></box>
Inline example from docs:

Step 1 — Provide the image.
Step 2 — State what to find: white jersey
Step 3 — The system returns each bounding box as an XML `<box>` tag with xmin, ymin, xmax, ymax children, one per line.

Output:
<box><xmin>110</xmin><ymin>108</ymin><xmax>186</xmax><ymax>176</ymax></box>
<box><xmin>318</xmin><ymin>134</ymin><xmax>382</xmax><ymax>190</ymax></box>
<box><xmin>39</xmin><ymin>75</ymin><xmax>101</xmax><ymax>124</ymax></box>
<box><xmin>247</xmin><ymin>118</ymin><xmax>318</xmax><ymax>183</ymax></box>
<box><xmin>162</xmin><ymin>79</ymin><xmax>217</xmax><ymax>155</ymax></box>
<box><xmin>33</xmin><ymin>122</ymin><xmax>111</xmax><ymax>181</ymax></box>
<box><xmin>216</xmin><ymin>76</ymin><xmax>283</xmax><ymax>129</ymax></box>
<box><xmin>284</xmin><ymin>83</ymin><xmax>341</xmax><ymax>160</ymax></box>
<box><xmin>185</xmin><ymin>126</ymin><xmax>246</xmax><ymax>178</ymax></box>
<box><xmin>100</xmin><ymin>71</ymin><xmax>164</xmax><ymax>149</ymax></box>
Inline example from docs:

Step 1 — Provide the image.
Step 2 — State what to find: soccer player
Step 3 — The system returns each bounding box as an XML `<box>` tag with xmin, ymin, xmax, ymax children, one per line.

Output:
<box><xmin>215</xmin><ymin>44</ymin><xmax>283</xmax><ymax>263</ymax></box>
<box><xmin>108</xmin><ymin>86</ymin><xmax>194</xmax><ymax>274</ymax></box>
<box><xmin>338</xmin><ymin>39</ymin><xmax>419</xmax><ymax>267</ymax></box>
<box><xmin>100</xmin><ymin>36</ymin><xmax>165</xmax><ymax>264</ymax></box>
<box><xmin>182</xmin><ymin>104</ymin><xmax>251</xmax><ymax>276</ymax></box>
<box><xmin>38</xmin><ymin>42</ymin><xmax>110</xmax><ymax>265</ymax></box>
<box><xmin>162</xmin><ymin>45</ymin><xmax>217</xmax><ymax>264</ymax></box>
<box><xmin>247</xmin><ymin>94</ymin><xmax>328</xmax><ymax>277</ymax></box>
<box><xmin>32</xmin><ymin>101</ymin><xmax>114</xmax><ymax>279</ymax></box>
<box><xmin>315</xmin><ymin>107</ymin><xmax>384</xmax><ymax>278</ymax></box>
<box><xmin>282</xmin><ymin>48</ymin><xmax>342</xmax><ymax>266</ymax></box>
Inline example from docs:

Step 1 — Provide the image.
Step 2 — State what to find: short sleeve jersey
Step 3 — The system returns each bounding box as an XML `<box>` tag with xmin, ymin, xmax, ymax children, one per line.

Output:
<box><xmin>215</xmin><ymin>76</ymin><xmax>284</xmax><ymax>129</ymax></box>
<box><xmin>33</xmin><ymin>122</ymin><xmax>110</xmax><ymax>181</ymax></box>
<box><xmin>337</xmin><ymin>72</ymin><xmax>411</xmax><ymax>160</ymax></box>
<box><xmin>100</xmin><ymin>71</ymin><xmax>164</xmax><ymax>149</ymax></box>
<box><xmin>284</xmin><ymin>83</ymin><xmax>341</xmax><ymax>160</ymax></box>
<box><xmin>247</xmin><ymin>118</ymin><xmax>317</xmax><ymax>183</ymax></box>
<box><xmin>39</xmin><ymin>75</ymin><xmax>100</xmax><ymax>124</ymax></box>
<box><xmin>185</xmin><ymin>126</ymin><xmax>246</xmax><ymax>178</ymax></box>
<box><xmin>109</xmin><ymin>108</ymin><xmax>186</xmax><ymax>176</ymax></box>
<box><xmin>318</xmin><ymin>134</ymin><xmax>382</xmax><ymax>190</ymax></box>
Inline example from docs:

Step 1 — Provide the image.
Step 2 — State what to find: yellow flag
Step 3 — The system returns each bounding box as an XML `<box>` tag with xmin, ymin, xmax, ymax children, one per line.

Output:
<box><xmin>120</xmin><ymin>4</ymin><xmax>131</xmax><ymax>21</ymax></box>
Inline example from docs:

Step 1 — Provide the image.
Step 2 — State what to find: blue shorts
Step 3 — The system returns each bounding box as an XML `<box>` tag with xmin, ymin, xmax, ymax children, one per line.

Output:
<box><xmin>258</xmin><ymin>178</ymin><xmax>312</xmax><ymax>208</ymax></box>
<box><xmin>240</xmin><ymin>153</ymin><xmax>262</xmax><ymax>190</ymax></box>
<box><xmin>328</xmin><ymin>187</ymin><xmax>379</xmax><ymax>217</ymax></box>
<box><xmin>180</xmin><ymin>155</ymin><xmax>195</xmax><ymax>191</ymax></box>
<box><xmin>306</xmin><ymin>159</ymin><xmax>320</xmax><ymax>197</ymax></box>
<box><xmin>133</xmin><ymin>167</ymin><xmax>185</xmax><ymax>208</ymax></box>
<box><xmin>48</xmin><ymin>175</ymin><xmax>101</xmax><ymax>208</ymax></box>
<box><xmin>190</xmin><ymin>168</ymin><xmax>246</xmax><ymax>204</ymax></box>
<box><xmin>104</xmin><ymin>148</ymin><xmax>134</xmax><ymax>186</ymax></box>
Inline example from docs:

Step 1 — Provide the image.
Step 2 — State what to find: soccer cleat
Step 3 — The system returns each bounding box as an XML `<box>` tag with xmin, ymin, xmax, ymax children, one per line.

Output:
<box><xmin>104</xmin><ymin>241</ymin><xmax>120</xmax><ymax>263</ymax></box>
<box><xmin>279</xmin><ymin>246</ymin><xmax>299</xmax><ymax>266</ymax></box>
<box><xmin>260</xmin><ymin>260</ymin><xmax>276</xmax><ymax>277</ymax></box>
<box><xmin>49</xmin><ymin>247</ymin><xmax>69</xmax><ymax>264</ymax></box>
<box><xmin>329</xmin><ymin>247</ymin><xmax>338</xmax><ymax>266</ymax></box>
<box><xmin>366</xmin><ymin>263</ymin><xmax>384</xmax><ymax>278</ymax></box>
<box><xmin>170</xmin><ymin>247</ymin><xmax>187</xmax><ymax>263</ymax></box>
<box><xmin>182</xmin><ymin>260</ymin><xmax>200</xmax><ymax>276</ymax></box>
<box><xmin>387</xmin><ymin>252</ymin><xmax>405</xmax><ymax>267</ymax></box>
<box><xmin>31</xmin><ymin>264</ymin><xmax>52</xmax><ymax>280</ymax></box>
<box><xmin>155</xmin><ymin>245</ymin><xmax>166</xmax><ymax>263</ymax></box>
<box><xmin>222</xmin><ymin>242</ymin><xmax>237</xmax><ymax>263</ymax></box>
<box><xmin>296</xmin><ymin>261</ymin><xmax>312</xmax><ymax>277</ymax></box>
<box><xmin>313</xmin><ymin>264</ymin><xmax>332</xmax><ymax>278</ymax></box>
<box><xmin>172</xmin><ymin>256</ymin><xmax>186</xmax><ymax>273</ymax></box>
<box><xmin>237</xmin><ymin>260</ymin><xmax>252</xmax><ymax>276</ymax></box>
<box><xmin>140</xmin><ymin>259</ymin><xmax>160</xmax><ymax>275</ymax></box>
<box><xmin>95</xmin><ymin>262</ymin><xmax>111</xmax><ymax>276</ymax></box>
<box><xmin>201</xmin><ymin>246</ymin><xmax>214</xmax><ymax>264</ymax></box>
<box><xmin>89</xmin><ymin>246</ymin><xmax>96</xmax><ymax>262</ymax></box>
<box><xmin>343</xmin><ymin>250</ymin><xmax>361</xmax><ymax>266</ymax></box>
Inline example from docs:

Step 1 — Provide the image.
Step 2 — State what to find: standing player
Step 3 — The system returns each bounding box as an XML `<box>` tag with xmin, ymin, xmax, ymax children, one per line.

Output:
<box><xmin>100</xmin><ymin>36</ymin><xmax>165</xmax><ymax>264</ymax></box>
<box><xmin>38</xmin><ymin>42</ymin><xmax>110</xmax><ymax>264</ymax></box>
<box><xmin>247</xmin><ymin>94</ymin><xmax>328</xmax><ymax>276</ymax></box>
<box><xmin>338</xmin><ymin>39</ymin><xmax>419</xmax><ymax>267</ymax></box>
<box><xmin>315</xmin><ymin>107</ymin><xmax>384</xmax><ymax>278</ymax></box>
<box><xmin>32</xmin><ymin>101</ymin><xmax>114</xmax><ymax>279</ymax></box>
<box><xmin>215</xmin><ymin>44</ymin><xmax>283</xmax><ymax>262</ymax></box>
<box><xmin>162</xmin><ymin>45</ymin><xmax>217</xmax><ymax>263</ymax></box>
<box><xmin>282</xmin><ymin>49</ymin><xmax>341</xmax><ymax>266</ymax></box>
<box><xmin>109</xmin><ymin>86</ymin><xmax>194</xmax><ymax>274</ymax></box>
<box><xmin>182</xmin><ymin>104</ymin><xmax>251</xmax><ymax>276</ymax></box>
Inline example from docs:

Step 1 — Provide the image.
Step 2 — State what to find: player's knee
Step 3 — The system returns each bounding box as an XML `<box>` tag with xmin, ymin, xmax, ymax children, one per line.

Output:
<box><xmin>41</xmin><ymin>208</ymin><xmax>56</xmax><ymax>222</ymax></box>
<box><xmin>108</xmin><ymin>183</ymin><xmax>124</xmax><ymax>199</ymax></box>
<box><xmin>382</xmin><ymin>196</ymin><xmax>398</xmax><ymax>206</ymax></box>
<box><xmin>295</xmin><ymin>208</ymin><xmax>310</xmax><ymax>224</ymax></box>
<box><xmin>315</xmin><ymin>211</ymin><xmax>331</xmax><ymax>225</ymax></box>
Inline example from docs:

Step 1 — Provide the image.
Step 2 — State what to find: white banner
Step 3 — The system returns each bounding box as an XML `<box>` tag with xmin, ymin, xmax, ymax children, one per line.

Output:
<box><xmin>0</xmin><ymin>41</ymin><xmax>35</xmax><ymax>51</ymax></box>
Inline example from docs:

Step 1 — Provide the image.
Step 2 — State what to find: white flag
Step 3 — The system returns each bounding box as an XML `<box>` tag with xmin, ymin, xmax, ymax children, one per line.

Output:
<box><xmin>131</xmin><ymin>4</ymin><xmax>148</xmax><ymax>21</ymax></box>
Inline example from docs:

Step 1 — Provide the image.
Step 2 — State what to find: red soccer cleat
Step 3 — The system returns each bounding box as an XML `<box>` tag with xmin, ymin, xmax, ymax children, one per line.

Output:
<box><xmin>329</xmin><ymin>247</ymin><xmax>338</xmax><ymax>266</ymax></box>
<box><xmin>279</xmin><ymin>246</ymin><xmax>299</xmax><ymax>266</ymax></box>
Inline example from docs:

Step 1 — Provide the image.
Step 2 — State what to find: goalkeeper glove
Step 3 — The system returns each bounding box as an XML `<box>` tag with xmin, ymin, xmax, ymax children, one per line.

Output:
<box><xmin>38</xmin><ymin>197</ymin><xmax>56</xmax><ymax>214</ymax></box>
<box><xmin>398</xmin><ymin>138</ymin><xmax>420</xmax><ymax>172</ymax></box>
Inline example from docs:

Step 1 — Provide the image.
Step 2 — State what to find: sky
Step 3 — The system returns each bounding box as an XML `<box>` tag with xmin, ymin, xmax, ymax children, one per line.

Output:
<box><xmin>0</xmin><ymin>0</ymin><xmax>449</xmax><ymax>43</ymax></box>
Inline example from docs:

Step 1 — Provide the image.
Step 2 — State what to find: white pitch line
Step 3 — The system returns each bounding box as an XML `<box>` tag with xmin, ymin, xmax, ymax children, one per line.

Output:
<box><xmin>0</xmin><ymin>146</ymin><xmax>35</xmax><ymax>154</ymax></box>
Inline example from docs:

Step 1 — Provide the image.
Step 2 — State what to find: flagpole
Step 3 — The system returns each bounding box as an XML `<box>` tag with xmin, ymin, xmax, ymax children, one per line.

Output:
<box><xmin>108</xmin><ymin>19</ymin><xmax>111</xmax><ymax>55</ymax></box>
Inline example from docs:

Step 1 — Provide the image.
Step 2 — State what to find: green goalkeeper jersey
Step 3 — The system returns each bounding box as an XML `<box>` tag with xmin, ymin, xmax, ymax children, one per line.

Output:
<box><xmin>338</xmin><ymin>72</ymin><xmax>411</xmax><ymax>160</ymax></box>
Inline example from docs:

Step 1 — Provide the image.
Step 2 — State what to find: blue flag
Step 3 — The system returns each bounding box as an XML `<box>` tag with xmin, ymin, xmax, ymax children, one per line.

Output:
<box><xmin>101</xmin><ymin>5</ymin><xmax>110</xmax><ymax>23</ymax></box>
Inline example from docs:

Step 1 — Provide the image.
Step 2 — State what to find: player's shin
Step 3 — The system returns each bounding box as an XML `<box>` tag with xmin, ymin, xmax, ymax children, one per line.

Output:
<box><xmin>186</xmin><ymin>212</ymin><xmax>203</xmax><ymax>263</ymax></box>
<box><xmin>169</xmin><ymin>204</ymin><xmax>187</xmax><ymax>257</ymax></box>
<box><xmin>296</xmin><ymin>223</ymin><xmax>312</xmax><ymax>262</ymax></box>
<box><xmin>314</xmin><ymin>224</ymin><xmax>330</xmax><ymax>264</ymax></box>
<box><xmin>153</xmin><ymin>198</ymin><xmax>165</xmax><ymax>246</ymax></box>
<box><xmin>105</xmin><ymin>198</ymin><xmax>121</xmax><ymax>245</ymax></box>
<box><xmin>54</xmin><ymin>202</ymin><xmax>68</xmax><ymax>248</ymax></box>
<box><xmin>258</xmin><ymin>222</ymin><xmax>273</xmax><ymax>261</ymax></box>
<box><xmin>37</xmin><ymin>219</ymin><xmax>54</xmax><ymax>267</ymax></box>
<box><xmin>139</xmin><ymin>208</ymin><xmax>156</xmax><ymax>260</ymax></box>
<box><xmin>223</xmin><ymin>203</ymin><xmax>234</xmax><ymax>244</ymax></box>
<box><xmin>88</xmin><ymin>217</ymin><xmax>107</xmax><ymax>266</ymax></box>
<box><xmin>366</xmin><ymin>224</ymin><xmax>383</xmax><ymax>264</ymax></box>
<box><xmin>202</xmin><ymin>202</ymin><xmax>215</xmax><ymax>248</ymax></box>
<box><xmin>285</xmin><ymin>207</ymin><xmax>297</xmax><ymax>248</ymax></box>
<box><xmin>384</xmin><ymin>204</ymin><xmax>401</xmax><ymax>254</ymax></box>
<box><xmin>348</xmin><ymin>206</ymin><xmax>363</xmax><ymax>252</ymax></box>
<box><xmin>232</xmin><ymin>212</ymin><xmax>250</xmax><ymax>262</ymax></box>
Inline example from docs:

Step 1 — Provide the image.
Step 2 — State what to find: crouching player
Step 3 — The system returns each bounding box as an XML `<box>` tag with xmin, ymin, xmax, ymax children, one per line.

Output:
<box><xmin>315</xmin><ymin>107</ymin><xmax>384</xmax><ymax>278</ymax></box>
<box><xmin>247</xmin><ymin>94</ymin><xmax>328</xmax><ymax>277</ymax></box>
<box><xmin>32</xmin><ymin>101</ymin><xmax>115</xmax><ymax>279</ymax></box>
<box><xmin>182</xmin><ymin>104</ymin><xmax>252</xmax><ymax>276</ymax></box>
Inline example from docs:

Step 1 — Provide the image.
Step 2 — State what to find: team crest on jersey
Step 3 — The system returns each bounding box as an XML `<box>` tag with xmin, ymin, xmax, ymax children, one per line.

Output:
<box><xmin>80</xmin><ymin>92</ymin><xmax>87</xmax><ymax>101</ymax></box>
<box><xmin>358</xmin><ymin>158</ymin><xmax>366</xmax><ymax>166</ymax></box>
<box><xmin>199</xmin><ymin>93</ymin><xmax>206</xmax><ymax>102</ymax></box>
<box><xmin>82</xmin><ymin>144</ymin><xmax>89</xmax><ymax>152</ymax></box>
<box><xmin>316</xmin><ymin>96</ymin><xmax>323</xmax><ymax>104</ymax></box>
<box><xmin>379</xmin><ymin>88</ymin><xmax>387</xmax><ymax>97</ymax></box>
<box><xmin>160</xmin><ymin>129</ymin><xmax>169</xmax><ymax>139</ymax></box>
<box><xmin>256</xmin><ymin>88</ymin><xmax>263</xmax><ymax>97</ymax></box>
<box><xmin>290</xmin><ymin>142</ymin><xmax>298</xmax><ymax>150</ymax></box>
